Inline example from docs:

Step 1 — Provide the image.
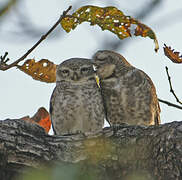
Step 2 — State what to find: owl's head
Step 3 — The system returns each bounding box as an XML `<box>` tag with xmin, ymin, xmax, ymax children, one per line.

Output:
<box><xmin>56</xmin><ymin>58</ymin><xmax>95</xmax><ymax>83</ymax></box>
<box><xmin>92</xmin><ymin>50</ymin><xmax>132</xmax><ymax>79</ymax></box>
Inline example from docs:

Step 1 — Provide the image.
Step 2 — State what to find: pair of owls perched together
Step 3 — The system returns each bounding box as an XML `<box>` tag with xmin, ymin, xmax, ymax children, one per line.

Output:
<box><xmin>50</xmin><ymin>50</ymin><xmax>160</xmax><ymax>135</ymax></box>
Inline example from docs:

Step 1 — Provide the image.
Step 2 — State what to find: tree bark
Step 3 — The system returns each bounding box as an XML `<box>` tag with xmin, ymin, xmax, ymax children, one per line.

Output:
<box><xmin>0</xmin><ymin>119</ymin><xmax>181</xmax><ymax>180</ymax></box>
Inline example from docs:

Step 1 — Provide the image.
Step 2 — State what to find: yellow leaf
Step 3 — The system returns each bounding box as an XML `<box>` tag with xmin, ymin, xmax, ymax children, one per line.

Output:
<box><xmin>18</xmin><ymin>59</ymin><xmax>57</xmax><ymax>83</ymax></box>
<box><xmin>60</xmin><ymin>5</ymin><xmax>159</xmax><ymax>52</ymax></box>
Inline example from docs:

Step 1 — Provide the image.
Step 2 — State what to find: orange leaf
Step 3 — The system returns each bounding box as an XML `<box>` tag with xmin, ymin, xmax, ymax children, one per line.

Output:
<box><xmin>163</xmin><ymin>44</ymin><xmax>182</xmax><ymax>63</ymax></box>
<box><xmin>21</xmin><ymin>107</ymin><xmax>51</xmax><ymax>133</ymax></box>
<box><xmin>18</xmin><ymin>59</ymin><xmax>57</xmax><ymax>83</ymax></box>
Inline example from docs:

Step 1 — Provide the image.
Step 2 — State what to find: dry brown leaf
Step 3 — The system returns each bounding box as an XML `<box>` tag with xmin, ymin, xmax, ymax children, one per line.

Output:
<box><xmin>18</xmin><ymin>59</ymin><xmax>57</xmax><ymax>83</ymax></box>
<box><xmin>21</xmin><ymin>107</ymin><xmax>51</xmax><ymax>133</ymax></box>
<box><xmin>163</xmin><ymin>44</ymin><xmax>182</xmax><ymax>63</ymax></box>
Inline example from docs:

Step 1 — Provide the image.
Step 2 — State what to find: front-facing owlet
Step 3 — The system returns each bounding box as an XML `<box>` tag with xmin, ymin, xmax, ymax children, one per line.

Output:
<box><xmin>50</xmin><ymin>58</ymin><xmax>105</xmax><ymax>135</ymax></box>
<box><xmin>93</xmin><ymin>50</ymin><xmax>160</xmax><ymax>126</ymax></box>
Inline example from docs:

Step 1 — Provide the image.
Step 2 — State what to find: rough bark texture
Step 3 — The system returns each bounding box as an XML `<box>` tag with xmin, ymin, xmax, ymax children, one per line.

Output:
<box><xmin>0</xmin><ymin>119</ymin><xmax>182</xmax><ymax>180</ymax></box>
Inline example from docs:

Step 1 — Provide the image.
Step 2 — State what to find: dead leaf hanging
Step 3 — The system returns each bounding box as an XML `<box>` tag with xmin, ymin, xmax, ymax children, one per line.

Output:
<box><xmin>163</xmin><ymin>44</ymin><xmax>182</xmax><ymax>63</ymax></box>
<box><xmin>21</xmin><ymin>107</ymin><xmax>51</xmax><ymax>133</ymax></box>
<box><xmin>18</xmin><ymin>59</ymin><xmax>57</xmax><ymax>83</ymax></box>
<box><xmin>61</xmin><ymin>5</ymin><xmax>159</xmax><ymax>52</ymax></box>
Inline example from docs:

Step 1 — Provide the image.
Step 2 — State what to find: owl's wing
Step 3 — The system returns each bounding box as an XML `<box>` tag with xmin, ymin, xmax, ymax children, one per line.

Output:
<box><xmin>133</xmin><ymin>69</ymin><xmax>161</xmax><ymax>125</ymax></box>
<box><xmin>49</xmin><ymin>87</ymin><xmax>57</xmax><ymax>135</ymax></box>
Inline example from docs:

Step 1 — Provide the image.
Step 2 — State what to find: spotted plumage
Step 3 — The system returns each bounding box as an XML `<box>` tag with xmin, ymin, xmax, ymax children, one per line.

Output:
<box><xmin>50</xmin><ymin>58</ymin><xmax>105</xmax><ymax>135</ymax></box>
<box><xmin>93</xmin><ymin>50</ymin><xmax>160</xmax><ymax>126</ymax></box>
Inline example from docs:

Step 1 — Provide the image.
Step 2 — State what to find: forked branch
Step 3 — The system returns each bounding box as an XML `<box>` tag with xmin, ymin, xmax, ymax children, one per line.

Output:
<box><xmin>165</xmin><ymin>66</ymin><xmax>182</xmax><ymax>105</ymax></box>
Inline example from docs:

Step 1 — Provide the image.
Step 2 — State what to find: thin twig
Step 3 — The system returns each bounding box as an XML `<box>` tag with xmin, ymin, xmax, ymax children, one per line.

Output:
<box><xmin>0</xmin><ymin>6</ymin><xmax>72</xmax><ymax>71</ymax></box>
<box><xmin>0</xmin><ymin>52</ymin><xmax>9</xmax><ymax>61</ymax></box>
<box><xmin>165</xmin><ymin>66</ymin><xmax>182</xmax><ymax>104</ymax></box>
<box><xmin>158</xmin><ymin>98</ymin><xmax>182</xmax><ymax>110</ymax></box>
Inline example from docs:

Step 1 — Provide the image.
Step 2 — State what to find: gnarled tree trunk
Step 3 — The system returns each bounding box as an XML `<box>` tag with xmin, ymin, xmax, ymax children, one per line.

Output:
<box><xmin>0</xmin><ymin>119</ymin><xmax>181</xmax><ymax>180</ymax></box>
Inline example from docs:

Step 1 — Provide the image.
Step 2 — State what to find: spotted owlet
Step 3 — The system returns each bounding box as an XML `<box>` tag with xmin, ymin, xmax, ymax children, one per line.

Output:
<box><xmin>93</xmin><ymin>50</ymin><xmax>160</xmax><ymax>126</ymax></box>
<box><xmin>50</xmin><ymin>58</ymin><xmax>105</xmax><ymax>135</ymax></box>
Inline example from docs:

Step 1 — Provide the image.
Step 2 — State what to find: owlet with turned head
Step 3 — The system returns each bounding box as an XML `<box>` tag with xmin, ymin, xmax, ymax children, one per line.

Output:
<box><xmin>93</xmin><ymin>50</ymin><xmax>160</xmax><ymax>126</ymax></box>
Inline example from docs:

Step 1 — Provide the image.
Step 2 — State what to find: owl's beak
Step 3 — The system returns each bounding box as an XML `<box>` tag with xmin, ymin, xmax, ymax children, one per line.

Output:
<box><xmin>71</xmin><ymin>72</ymin><xmax>79</xmax><ymax>81</ymax></box>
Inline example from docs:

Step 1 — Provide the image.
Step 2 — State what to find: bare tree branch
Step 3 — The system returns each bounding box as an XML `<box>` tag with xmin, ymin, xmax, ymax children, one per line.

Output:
<box><xmin>165</xmin><ymin>66</ymin><xmax>182</xmax><ymax>105</ymax></box>
<box><xmin>0</xmin><ymin>6</ymin><xmax>72</xmax><ymax>71</ymax></box>
<box><xmin>158</xmin><ymin>98</ymin><xmax>182</xmax><ymax>110</ymax></box>
<box><xmin>0</xmin><ymin>119</ymin><xmax>181</xmax><ymax>180</ymax></box>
